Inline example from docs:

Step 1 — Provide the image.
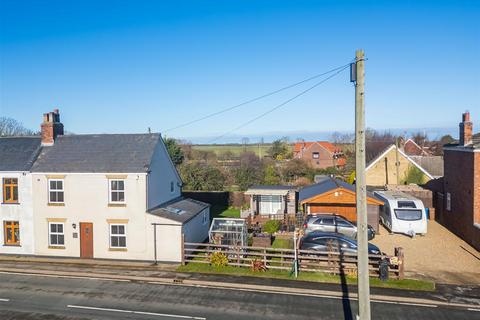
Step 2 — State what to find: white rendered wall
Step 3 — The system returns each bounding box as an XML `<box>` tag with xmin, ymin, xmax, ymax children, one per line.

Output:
<box><xmin>147</xmin><ymin>138</ymin><xmax>182</xmax><ymax>210</ymax></box>
<box><xmin>0</xmin><ymin>171</ymin><xmax>35</xmax><ymax>254</ymax></box>
<box><xmin>32</xmin><ymin>173</ymin><xmax>191</xmax><ymax>262</ymax></box>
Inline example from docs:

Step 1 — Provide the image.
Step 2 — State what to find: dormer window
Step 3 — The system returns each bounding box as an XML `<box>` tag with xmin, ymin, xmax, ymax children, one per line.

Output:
<box><xmin>109</xmin><ymin>180</ymin><xmax>125</xmax><ymax>203</ymax></box>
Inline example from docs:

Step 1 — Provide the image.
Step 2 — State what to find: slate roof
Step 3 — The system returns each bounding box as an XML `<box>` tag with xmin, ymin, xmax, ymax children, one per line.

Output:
<box><xmin>0</xmin><ymin>137</ymin><xmax>42</xmax><ymax>171</ymax></box>
<box><xmin>148</xmin><ymin>197</ymin><xmax>210</xmax><ymax>224</ymax></box>
<box><xmin>31</xmin><ymin>134</ymin><xmax>160</xmax><ymax>173</ymax></box>
<box><xmin>299</xmin><ymin>177</ymin><xmax>380</xmax><ymax>203</ymax></box>
<box><xmin>248</xmin><ymin>185</ymin><xmax>297</xmax><ymax>191</ymax></box>
<box><xmin>245</xmin><ymin>185</ymin><xmax>298</xmax><ymax>196</ymax></box>
<box><xmin>445</xmin><ymin>132</ymin><xmax>480</xmax><ymax>149</ymax></box>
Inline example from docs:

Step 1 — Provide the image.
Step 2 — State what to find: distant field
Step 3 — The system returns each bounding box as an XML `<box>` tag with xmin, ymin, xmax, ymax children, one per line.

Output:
<box><xmin>191</xmin><ymin>144</ymin><xmax>284</xmax><ymax>157</ymax></box>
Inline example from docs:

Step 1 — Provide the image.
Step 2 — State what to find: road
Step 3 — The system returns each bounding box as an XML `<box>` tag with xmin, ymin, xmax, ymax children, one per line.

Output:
<box><xmin>0</xmin><ymin>273</ymin><xmax>478</xmax><ymax>320</ymax></box>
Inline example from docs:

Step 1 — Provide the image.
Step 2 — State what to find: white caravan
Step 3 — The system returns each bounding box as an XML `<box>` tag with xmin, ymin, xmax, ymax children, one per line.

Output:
<box><xmin>374</xmin><ymin>191</ymin><xmax>427</xmax><ymax>236</ymax></box>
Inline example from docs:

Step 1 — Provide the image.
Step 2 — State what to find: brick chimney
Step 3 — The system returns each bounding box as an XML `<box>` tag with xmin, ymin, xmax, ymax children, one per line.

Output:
<box><xmin>41</xmin><ymin>109</ymin><xmax>64</xmax><ymax>146</ymax></box>
<box><xmin>459</xmin><ymin>111</ymin><xmax>473</xmax><ymax>146</ymax></box>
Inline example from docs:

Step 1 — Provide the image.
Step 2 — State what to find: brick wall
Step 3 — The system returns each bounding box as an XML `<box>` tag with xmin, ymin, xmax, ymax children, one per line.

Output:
<box><xmin>296</xmin><ymin>144</ymin><xmax>336</xmax><ymax>169</ymax></box>
<box><xmin>443</xmin><ymin>149</ymin><xmax>480</xmax><ymax>251</ymax></box>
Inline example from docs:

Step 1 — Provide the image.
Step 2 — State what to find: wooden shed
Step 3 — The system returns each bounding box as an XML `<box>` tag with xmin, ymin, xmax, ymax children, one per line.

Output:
<box><xmin>299</xmin><ymin>177</ymin><xmax>383</xmax><ymax>232</ymax></box>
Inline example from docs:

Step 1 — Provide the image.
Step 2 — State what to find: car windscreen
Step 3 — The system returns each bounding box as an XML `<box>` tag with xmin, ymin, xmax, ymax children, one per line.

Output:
<box><xmin>394</xmin><ymin>209</ymin><xmax>422</xmax><ymax>221</ymax></box>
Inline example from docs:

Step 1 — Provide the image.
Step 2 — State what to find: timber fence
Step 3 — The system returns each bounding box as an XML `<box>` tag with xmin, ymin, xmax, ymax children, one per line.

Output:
<box><xmin>183</xmin><ymin>242</ymin><xmax>404</xmax><ymax>279</ymax></box>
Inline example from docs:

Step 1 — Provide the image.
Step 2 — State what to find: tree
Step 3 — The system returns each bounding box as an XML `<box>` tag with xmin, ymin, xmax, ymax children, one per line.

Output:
<box><xmin>179</xmin><ymin>162</ymin><xmax>225</xmax><ymax>191</ymax></box>
<box><xmin>365</xmin><ymin>130</ymin><xmax>397</xmax><ymax>163</ymax></box>
<box><xmin>439</xmin><ymin>134</ymin><xmax>454</xmax><ymax>145</ymax></box>
<box><xmin>401</xmin><ymin>165</ymin><xmax>428</xmax><ymax>185</ymax></box>
<box><xmin>263</xmin><ymin>164</ymin><xmax>282</xmax><ymax>185</ymax></box>
<box><xmin>330</xmin><ymin>131</ymin><xmax>354</xmax><ymax>144</ymax></box>
<box><xmin>233</xmin><ymin>165</ymin><xmax>263</xmax><ymax>191</ymax></box>
<box><xmin>163</xmin><ymin>137</ymin><xmax>185</xmax><ymax>166</ymax></box>
<box><xmin>411</xmin><ymin>132</ymin><xmax>428</xmax><ymax>147</ymax></box>
<box><xmin>267</xmin><ymin>138</ymin><xmax>292</xmax><ymax>160</ymax></box>
<box><xmin>0</xmin><ymin>117</ymin><xmax>35</xmax><ymax>136</ymax></box>
<box><xmin>281</xmin><ymin>159</ymin><xmax>312</xmax><ymax>183</ymax></box>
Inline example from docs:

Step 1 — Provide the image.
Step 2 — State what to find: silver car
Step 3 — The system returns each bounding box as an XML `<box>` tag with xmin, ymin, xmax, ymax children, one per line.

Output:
<box><xmin>303</xmin><ymin>214</ymin><xmax>375</xmax><ymax>240</ymax></box>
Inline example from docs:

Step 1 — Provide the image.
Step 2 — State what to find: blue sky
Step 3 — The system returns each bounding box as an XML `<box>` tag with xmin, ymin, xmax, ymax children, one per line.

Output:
<box><xmin>0</xmin><ymin>0</ymin><xmax>478</xmax><ymax>143</ymax></box>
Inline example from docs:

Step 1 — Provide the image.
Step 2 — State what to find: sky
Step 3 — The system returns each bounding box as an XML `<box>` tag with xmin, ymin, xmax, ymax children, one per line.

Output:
<box><xmin>0</xmin><ymin>0</ymin><xmax>479</xmax><ymax>143</ymax></box>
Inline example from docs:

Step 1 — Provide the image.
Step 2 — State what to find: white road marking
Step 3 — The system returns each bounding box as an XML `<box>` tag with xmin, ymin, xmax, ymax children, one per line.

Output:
<box><xmin>0</xmin><ymin>270</ymin><xmax>475</xmax><ymax>312</ymax></box>
<box><xmin>0</xmin><ymin>271</ymin><xmax>130</xmax><ymax>282</ymax></box>
<box><xmin>67</xmin><ymin>305</ymin><xmax>206</xmax><ymax>319</ymax></box>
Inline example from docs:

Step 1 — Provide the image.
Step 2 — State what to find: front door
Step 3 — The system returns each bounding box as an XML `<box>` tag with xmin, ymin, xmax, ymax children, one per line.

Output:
<box><xmin>80</xmin><ymin>222</ymin><xmax>93</xmax><ymax>258</ymax></box>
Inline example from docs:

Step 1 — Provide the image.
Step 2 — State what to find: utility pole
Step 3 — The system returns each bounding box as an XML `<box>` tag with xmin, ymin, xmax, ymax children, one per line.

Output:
<box><xmin>353</xmin><ymin>49</ymin><xmax>371</xmax><ymax>320</ymax></box>
<box><xmin>395</xmin><ymin>137</ymin><xmax>400</xmax><ymax>184</ymax></box>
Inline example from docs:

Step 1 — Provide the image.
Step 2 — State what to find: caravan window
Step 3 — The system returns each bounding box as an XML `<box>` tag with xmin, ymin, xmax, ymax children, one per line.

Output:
<box><xmin>394</xmin><ymin>209</ymin><xmax>422</xmax><ymax>221</ymax></box>
<box><xmin>398</xmin><ymin>201</ymin><xmax>416</xmax><ymax>208</ymax></box>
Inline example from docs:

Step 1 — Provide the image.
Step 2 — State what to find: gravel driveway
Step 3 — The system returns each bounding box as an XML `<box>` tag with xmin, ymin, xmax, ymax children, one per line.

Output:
<box><xmin>371</xmin><ymin>220</ymin><xmax>480</xmax><ymax>285</ymax></box>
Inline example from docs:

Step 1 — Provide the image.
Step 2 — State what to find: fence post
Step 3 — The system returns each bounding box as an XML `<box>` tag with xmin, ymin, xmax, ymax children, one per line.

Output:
<box><xmin>181</xmin><ymin>233</ymin><xmax>185</xmax><ymax>265</ymax></box>
<box><xmin>263</xmin><ymin>248</ymin><xmax>267</xmax><ymax>268</ymax></box>
<box><xmin>237</xmin><ymin>246</ymin><xmax>241</xmax><ymax>266</ymax></box>
<box><xmin>395</xmin><ymin>247</ymin><xmax>405</xmax><ymax>279</ymax></box>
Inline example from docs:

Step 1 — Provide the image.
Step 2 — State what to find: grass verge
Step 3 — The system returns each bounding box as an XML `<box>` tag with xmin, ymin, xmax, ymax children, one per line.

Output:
<box><xmin>210</xmin><ymin>205</ymin><xmax>241</xmax><ymax>219</ymax></box>
<box><xmin>176</xmin><ymin>263</ymin><xmax>435</xmax><ymax>291</ymax></box>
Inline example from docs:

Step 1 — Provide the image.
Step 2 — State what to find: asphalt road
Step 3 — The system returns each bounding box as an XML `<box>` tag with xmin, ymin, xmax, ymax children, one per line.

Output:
<box><xmin>0</xmin><ymin>273</ymin><xmax>478</xmax><ymax>320</ymax></box>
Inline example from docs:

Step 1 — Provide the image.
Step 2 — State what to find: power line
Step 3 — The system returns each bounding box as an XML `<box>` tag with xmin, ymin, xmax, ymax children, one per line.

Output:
<box><xmin>163</xmin><ymin>62</ymin><xmax>352</xmax><ymax>133</ymax></box>
<box><xmin>209</xmin><ymin>65</ymin><xmax>350</xmax><ymax>143</ymax></box>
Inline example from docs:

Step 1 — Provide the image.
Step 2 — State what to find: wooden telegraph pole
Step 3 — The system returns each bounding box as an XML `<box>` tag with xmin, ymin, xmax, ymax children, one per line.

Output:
<box><xmin>353</xmin><ymin>49</ymin><xmax>371</xmax><ymax>320</ymax></box>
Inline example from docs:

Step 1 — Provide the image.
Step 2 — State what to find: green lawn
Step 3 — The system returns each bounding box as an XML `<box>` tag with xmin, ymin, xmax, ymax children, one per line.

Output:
<box><xmin>191</xmin><ymin>144</ymin><xmax>293</xmax><ymax>157</ymax></box>
<box><xmin>210</xmin><ymin>205</ymin><xmax>241</xmax><ymax>219</ymax></box>
<box><xmin>177</xmin><ymin>263</ymin><xmax>435</xmax><ymax>291</ymax></box>
<box><xmin>272</xmin><ymin>237</ymin><xmax>293</xmax><ymax>249</ymax></box>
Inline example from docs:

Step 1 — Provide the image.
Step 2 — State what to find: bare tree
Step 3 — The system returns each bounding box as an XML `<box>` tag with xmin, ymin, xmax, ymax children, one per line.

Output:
<box><xmin>411</xmin><ymin>131</ymin><xmax>428</xmax><ymax>147</ymax></box>
<box><xmin>0</xmin><ymin>117</ymin><xmax>36</xmax><ymax>136</ymax></box>
<box><xmin>331</xmin><ymin>131</ymin><xmax>355</xmax><ymax>144</ymax></box>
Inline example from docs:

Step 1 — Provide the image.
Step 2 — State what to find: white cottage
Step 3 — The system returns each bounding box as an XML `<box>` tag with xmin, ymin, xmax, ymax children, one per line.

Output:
<box><xmin>0</xmin><ymin>136</ymin><xmax>41</xmax><ymax>255</ymax></box>
<box><xmin>30</xmin><ymin>109</ymin><xmax>209</xmax><ymax>262</ymax></box>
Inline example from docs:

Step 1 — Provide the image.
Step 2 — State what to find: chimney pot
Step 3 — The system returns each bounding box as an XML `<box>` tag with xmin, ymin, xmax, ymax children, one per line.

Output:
<box><xmin>41</xmin><ymin>109</ymin><xmax>64</xmax><ymax>146</ymax></box>
<box><xmin>459</xmin><ymin>111</ymin><xmax>473</xmax><ymax>146</ymax></box>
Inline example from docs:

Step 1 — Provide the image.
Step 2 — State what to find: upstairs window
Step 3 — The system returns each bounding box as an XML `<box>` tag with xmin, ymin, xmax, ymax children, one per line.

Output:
<box><xmin>170</xmin><ymin>181</ymin><xmax>175</xmax><ymax>193</ymax></box>
<box><xmin>312</xmin><ymin>152</ymin><xmax>320</xmax><ymax>159</ymax></box>
<box><xmin>4</xmin><ymin>221</ymin><xmax>20</xmax><ymax>245</ymax></box>
<box><xmin>3</xmin><ymin>178</ymin><xmax>18</xmax><ymax>203</ymax></box>
<box><xmin>48</xmin><ymin>179</ymin><xmax>64</xmax><ymax>203</ymax></box>
<box><xmin>109</xmin><ymin>180</ymin><xmax>125</xmax><ymax>203</ymax></box>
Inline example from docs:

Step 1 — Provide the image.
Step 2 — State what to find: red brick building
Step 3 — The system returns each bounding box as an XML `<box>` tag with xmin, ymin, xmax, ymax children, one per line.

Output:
<box><xmin>293</xmin><ymin>141</ymin><xmax>346</xmax><ymax>169</ymax></box>
<box><xmin>403</xmin><ymin>138</ymin><xmax>431</xmax><ymax>156</ymax></box>
<box><xmin>440</xmin><ymin>112</ymin><xmax>480</xmax><ymax>251</ymax></box>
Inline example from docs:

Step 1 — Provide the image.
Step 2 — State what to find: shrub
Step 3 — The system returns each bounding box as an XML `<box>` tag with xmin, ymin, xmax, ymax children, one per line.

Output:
<box><xmin>210</xmin><ymin>251</ymin><xmax>228</xmax><ymax>267</ymax></box>
<box><xmin>263</xmin><ymin>220</ymin><xmax>281</xmax><ymax>234</ymax></box>
<box><xmin>251</xmin><ymin>259</ymin><xmax>267</xmax><ymax>272</ymax></box>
